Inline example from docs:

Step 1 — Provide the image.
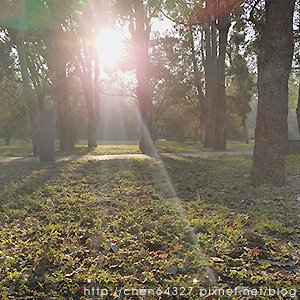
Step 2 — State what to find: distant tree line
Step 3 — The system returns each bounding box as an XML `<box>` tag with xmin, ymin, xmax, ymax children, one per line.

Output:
<box><xmin>0</xmin><ymin>0</ymin><xmax>299</xmax><ymax>185</ymax></box>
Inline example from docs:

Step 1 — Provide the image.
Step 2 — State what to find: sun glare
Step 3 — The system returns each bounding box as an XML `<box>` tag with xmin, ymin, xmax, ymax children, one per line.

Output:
<box><xmin>96</xmin><ymin>29</ymin><xmax>125</xmax><ymax>69</ymax></box>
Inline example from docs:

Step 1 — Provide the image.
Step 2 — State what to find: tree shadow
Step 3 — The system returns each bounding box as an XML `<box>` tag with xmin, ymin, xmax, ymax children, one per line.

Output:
<box><xmin>160</xmin><ymin>156</ymin><xmax>300</xmax><ymax>234</ymax></box>
<box><xmin>56</xmin><ymin>146</ymin><xmax>95</xmax><ymax>157</ymax></box>
<box><xmin>0</xmin><ymin>160</ymin><xmax>70</xmax><ymax>206</ymax></box>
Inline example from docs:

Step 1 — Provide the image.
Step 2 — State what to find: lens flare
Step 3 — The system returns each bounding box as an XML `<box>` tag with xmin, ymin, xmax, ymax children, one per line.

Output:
<box><xmin>96</xmin><ymin>29</ymin><xmax>125</xmax><ymax>69</ymax></box>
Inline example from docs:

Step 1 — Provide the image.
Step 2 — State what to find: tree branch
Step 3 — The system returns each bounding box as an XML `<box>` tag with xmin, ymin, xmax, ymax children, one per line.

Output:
<box><xmin>248</xmin><ymin>0</ymin><xmax>265</xmax><ymax>28</ymax></box>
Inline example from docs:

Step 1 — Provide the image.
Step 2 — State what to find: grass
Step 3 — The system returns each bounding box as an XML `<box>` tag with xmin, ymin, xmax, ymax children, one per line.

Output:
<box><xmin>0</xmin><ymin>139</ymin><xmax>254</xmax><ymax>157</ymax></box>
<box><xmin>0</xmin><ymin>142</ymin><xmax>33</xmax><ymax>157</ymax></box>
<box><xmin>0</xmin><ymin>154</ymin><xmax>299</xmax><ymax>299</ymax></box>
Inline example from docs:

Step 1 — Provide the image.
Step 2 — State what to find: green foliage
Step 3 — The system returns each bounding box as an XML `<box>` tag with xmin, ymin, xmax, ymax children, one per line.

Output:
<box><xmin>0</xmin><ymin>35</ymin><xmax>27</xmax><ymax>143</ymax></box>
<box><xmin>0</xmin><ymin>0</ymin><xmax>51</xmax><ymax>30</ymax></box>
<box><xmin>226</xmin><ymin>16</ymin><xmax>256</xmax><ymax>140</ymax></box>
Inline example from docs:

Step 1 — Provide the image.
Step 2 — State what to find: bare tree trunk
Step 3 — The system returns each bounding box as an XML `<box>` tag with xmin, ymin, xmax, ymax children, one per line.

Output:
<box><xmin>54</xmin><ymin>24</ymin><xmax>75</xmax><ymax>151</ymax></box>
<box><xmin>79</xmin><ymin>38</ymin><xmax>100</xmax><ymax>148</ymax></box>
<box><xmin>4</xmin><ymin>131</ymin><xmax>11</xmax><ymax>146</ymax></box>
<box><xmin>203</xmin><ymin>24</ymin><xmax>218</xmax><ymax>148</ymax></box>
<box><xmin>86</xmin><ymin>88</ymin><xmax>99</xmax><ymax>148</ymax></box>
<box><xmin>297</xmin><ymin>85</ymin><xmax>300</xmax><ymax>136</ymax></box>
<box><xmin>251</xmin><ymin>0</ymin><xmax>295</xmax><ymax>185</ymax></box>
<box><xmin>89</xmin><ymin>52</ymin><xmax>100</xmax><ymax>148</ymax></box>
<box><xmin>189</xmin><ymin>28</ymin><xmax>206</xmax><ymax>144</ymax></box>
<box><xmin>16</xmin><ymin>29</ymin><xmax>39</xmax><ymax>156</ymax></box>
<box><xmin>133</xmin><ymin>0</ymin><xmax>155</xmax><ymax>156</ymax></box>
<box><xmin>202</xmin><ymin>0</ymin><xmax>231</xmax><ymax>149</ymax></box>
<box><xmin>214</xmin><ymin>16</ymin><xmax>230</xmax><ymax>150</ymax></box>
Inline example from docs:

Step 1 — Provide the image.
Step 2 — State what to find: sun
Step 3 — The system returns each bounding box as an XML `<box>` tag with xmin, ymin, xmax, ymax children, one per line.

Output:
<box><xmin>96</xmin><ymin>28</ymin><xmax>125</xmax><ymax>69</ymax></box>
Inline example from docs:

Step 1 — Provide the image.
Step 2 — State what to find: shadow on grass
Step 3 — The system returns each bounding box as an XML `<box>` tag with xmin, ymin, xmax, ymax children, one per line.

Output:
<box><xmin>0</xmin><ymin>160</ymin><xmax>70</xmax><ymax>207</ymax></box>
<box><xmin>161</xmin><ymin>155</ymin><xmax>300</xmax><ymax>240</ymax></box>
<box><xmin>56</xmin><ymin>146</ymin><xmax>95</xmax><ymax>157</ymax></box>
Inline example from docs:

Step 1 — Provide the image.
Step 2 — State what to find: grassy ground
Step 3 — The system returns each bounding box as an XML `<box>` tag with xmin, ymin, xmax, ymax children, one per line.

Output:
<box><xmin>0</xmin><ymin>142</ymin><xmax>34</xmax><ymax>157</ymax></box>
<box><xmin>0</xmin><ymin>155</ymin><xmax>299</xmax><ymax>299</ymax></box>
<box><xmin>0</xmin><ymin>140</ymin><xmax>254</xmax><ymax>157</ymax></box>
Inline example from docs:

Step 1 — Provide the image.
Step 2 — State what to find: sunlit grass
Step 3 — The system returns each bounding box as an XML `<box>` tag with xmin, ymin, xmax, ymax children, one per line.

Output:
<box><xmin>226</xmin><ymin>140</ymin><xmax>254</xmax><ymax>151</ymax></box>
<box><xmin>0</xmin><ymin>155</ymin><xmax>298</xmax><ymax>298</ymax></box>
<box><xmin>0</xmin><ymin>139</ymin><xmax>254</xmax><ymax>157</ymax></box>
<box><xmin>59</xmin><ymin>142</ymin><xmax>141</xmax><ymax>156</ymax></box>
<box><xmin>0</xmin><ymin>141</ymin><xmax>33</xmax><ymax>157</ymax></box>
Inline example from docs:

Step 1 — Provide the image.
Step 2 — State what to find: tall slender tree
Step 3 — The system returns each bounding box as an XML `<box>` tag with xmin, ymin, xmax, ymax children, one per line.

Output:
<box><xmin>297</xmin><ymin>85</ymin><xmax>300</xmax><ymax>135</ymax></box>
<box><xmin>73</xmin><ymin>0</ymin><xmax>102</xmax><ymax>148</ymax></box>
<box><xmin>16</xmin><ymin>1</ymin><xmax>40</xmax><ymax>156</ymax></box>
<box><xmin>163</xmin><ymin>0</ymin><xmax>235</xmax><ymax>149</ymax></box>
<box><xmin>131</xmin><ymin>0</ymin><xmax>155</xmax><ymax>155</ymax></box>
<box><xmin>49</xmin><ymin>1</ymin><xmax>75</xmax><ymax>151</ymax></box>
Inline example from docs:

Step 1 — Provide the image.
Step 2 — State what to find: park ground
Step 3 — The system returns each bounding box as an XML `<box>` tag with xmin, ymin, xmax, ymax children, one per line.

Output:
<box><xmin>0</xmin><ymin>140</ymin><xmax>299</xmax><ymax>299</ymax></box>
<box><xmin>0</xmin><ymin>140</ymin><xmax>254</xmax><ymax>157</ymax></box>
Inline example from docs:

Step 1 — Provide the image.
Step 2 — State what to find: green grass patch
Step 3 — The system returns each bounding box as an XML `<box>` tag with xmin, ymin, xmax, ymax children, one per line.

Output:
<box><xmin>0</xmin><ymin>139</ymin><xmax>254</xmax><ymax>157</ymax></box>
<box><xmin>0</xmin><ymin>155</ymin><xmax>298</xmax><ymax>298</ymax></box>
<box><xmin>0</xmin><ymin>142</ymin><xmax>33</xmax><ymax>157</ymax></box>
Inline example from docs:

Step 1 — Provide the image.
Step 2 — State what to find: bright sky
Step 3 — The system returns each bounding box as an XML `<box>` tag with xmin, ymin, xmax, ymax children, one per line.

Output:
<box><xmin>96</xmin><ymin>18</ymin><xmax>174</xmax><ymax>71</ymax></box>
<box><xmin>96</xmin><ymin>28</ymin><xmax>125</xmax><ymax>69</ymax></box>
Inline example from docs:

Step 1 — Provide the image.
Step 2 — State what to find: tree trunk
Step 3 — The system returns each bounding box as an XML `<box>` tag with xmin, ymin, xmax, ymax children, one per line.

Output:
<box><xmin>133</xmin><ymin>0</ymin><xmax>155</xmax><ymax>156</ymax></box>
<box><xmin>4</xmin><ymin>131</ymin><xmax>11</xmax><ymax>146</ymax></box>
<box><xmin>56</xmin><ymin>59</ymin><xmax>74</xmax><ymax>151</ymax></box>
<box><xmin>297</xmin><ymin>85</ymin><xmax>300</xmax><ymax>136</ymax></box>
<box><xmin>86</xmin><ymin>90</ymin><xmax>98</xmax><ymax>148</ymax></box>
<box><xmin>87</xmin><ymin>48</ymin><xmax>100</xmax><ymax>148</ymax></box>
<box><xmin>203</xmin><ymin>24</ymin><xmax>218</xmax><ymax>148</ymax></box>
<box><xmin>54</xmin><ymin>24</ymin><xmax>75</xmax><ymax>151</ymax></box>
<box><xmin>16</xmin><ymin>29</ymin><xmax>39</xmax><ymax>156</ymax></box>
<box><xmin>251</xmin><ymin>0</ymin><xmax>295</xmax><ymax>185</ymax></box>
<box><xmin>244</xmin><ymin>124</ymin><xmax>250</xmax><ymax>144</ymax></box>
<box><xmin>79</xmin><ymin>38</ymin><xmax>100</xmax><ymax>148</ymax></box>
<box><xmin>189</xmin><ymin>28</ymin><xmax>206</xmax><ymax>144</ymax></box>
<box><xmin>214</xmin><ymin>16</ymin><xmax>230</xmax><ymax>150</ymax></box>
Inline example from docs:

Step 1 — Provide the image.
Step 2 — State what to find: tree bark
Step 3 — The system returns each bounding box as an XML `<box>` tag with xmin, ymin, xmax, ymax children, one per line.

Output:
<box><xmin>203</xmin><ymin>16</ymin><xmax>230</xmax><ymax>150</ymax></box>
<box><xmin>54</xmin><ymin>23</ymin><xmax>75</xmax><ymax>151</ymax></box>
<box><xmin>4</xmin><ymin>131</ymin><xmax>11</xmax><ymax>146</ymax></box>
<box><xmin>189</xmin><ymin>28</ymin><xmax>206</xmax><ymax>144</ymax></box>
<box><xmin>85</xmin><ymin>81</ymin><xmax>99</xmax><ymax>148</ymax></box>
<box><xmin>88</xmin><ymin>52</ymin><xmax>100</xmax><ymax>148</ymax></box>
<box><xmin>203</xmin><ymin>24</ymin><xmax>218</xmax><ymax>148</ymax></box>
<box><xmin>86</xmin><ymin>44</ymin><xmax>100</xmax><ymax>148</ymax></box>
<box><xmin>297</xmin><ymin>85</ymin><xmax>300</xmax><ymax>136</ymax></box>
<box><xmin>133</xmin><ymin>0</ymin><xmax>155</xmax><ymax>156</ymax></box>
<box><xmin>78</xmin><ymin>40</ymin><xmax>100</xmax><ymax>148</ymax></box>
<box><xmin>251</xmin><ymin>0</ymin><xmax>295</xmax><ymax>185</ymax></box>
<box><xmin>214</xmin><ymin>16</ymin><xmax>230</xmax><ymax>150</ymax></box>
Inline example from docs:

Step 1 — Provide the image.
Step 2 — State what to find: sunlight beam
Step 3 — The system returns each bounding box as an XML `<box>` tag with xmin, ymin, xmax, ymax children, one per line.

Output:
<box><xmin>96</xmin><ymin>29</ymin><xmax>125</xmax><ymax>69</ymax></box>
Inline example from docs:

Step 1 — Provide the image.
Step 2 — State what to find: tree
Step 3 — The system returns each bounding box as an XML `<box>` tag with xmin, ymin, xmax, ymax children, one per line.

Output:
<box><xmin>71</xmin><ymin>0</ymin><xmax>104</xmax><ymax>148</ymax></box>
<box><xmin>0</xmin><ymin>73</ymin><xmax>25</xmax><ymax>146</ymax></box>
<box><xmin>15</xmin><ymin>3</ymin><xmax>40</xmax><ymax>156</ymax></box>
<box><xmin>202</xmin><ymin>14</ymin><xmax>231</xmax><ymax>150</ymax></box>
<box><xmin>0</xmin><ymin>31</ymin><xmax>26</xmax><ymax>145</ymax></box>
<box><xmin>47</xmin><ymin>0</ymin><xmax>77</xmax><ymax>151</ymax></box>
<box><xmin>114</xmin><ymin>0</ymin><xmax>161</xmax><ymax>155</ymax></box>
<box><xmin>227</xmin><ymin>16</ymin><xmax>255</xmax><ymax>142</ymax></box>
<box><xmin>149</xmin><ymin>29</ymin><xmax>205</xmax><ymax>142</ymax></box>
<box><xmin>131</xmin><ymin>0</ymin><xmax>156</xmax><ymax>155</ymax></box>
<box><xmin>297</xmin><ymin>85</ymin><xmax>300</xmax><ymax>135</ymax></box>
<box><xmin>251</xmin><ymin>0</ymin><xmax>296</xmax><ymax>185</ymax></box>
<box><xmin>162</xmin><ymin>0</ymin><xmax>241</xmax><ymax>149</ymax></box>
